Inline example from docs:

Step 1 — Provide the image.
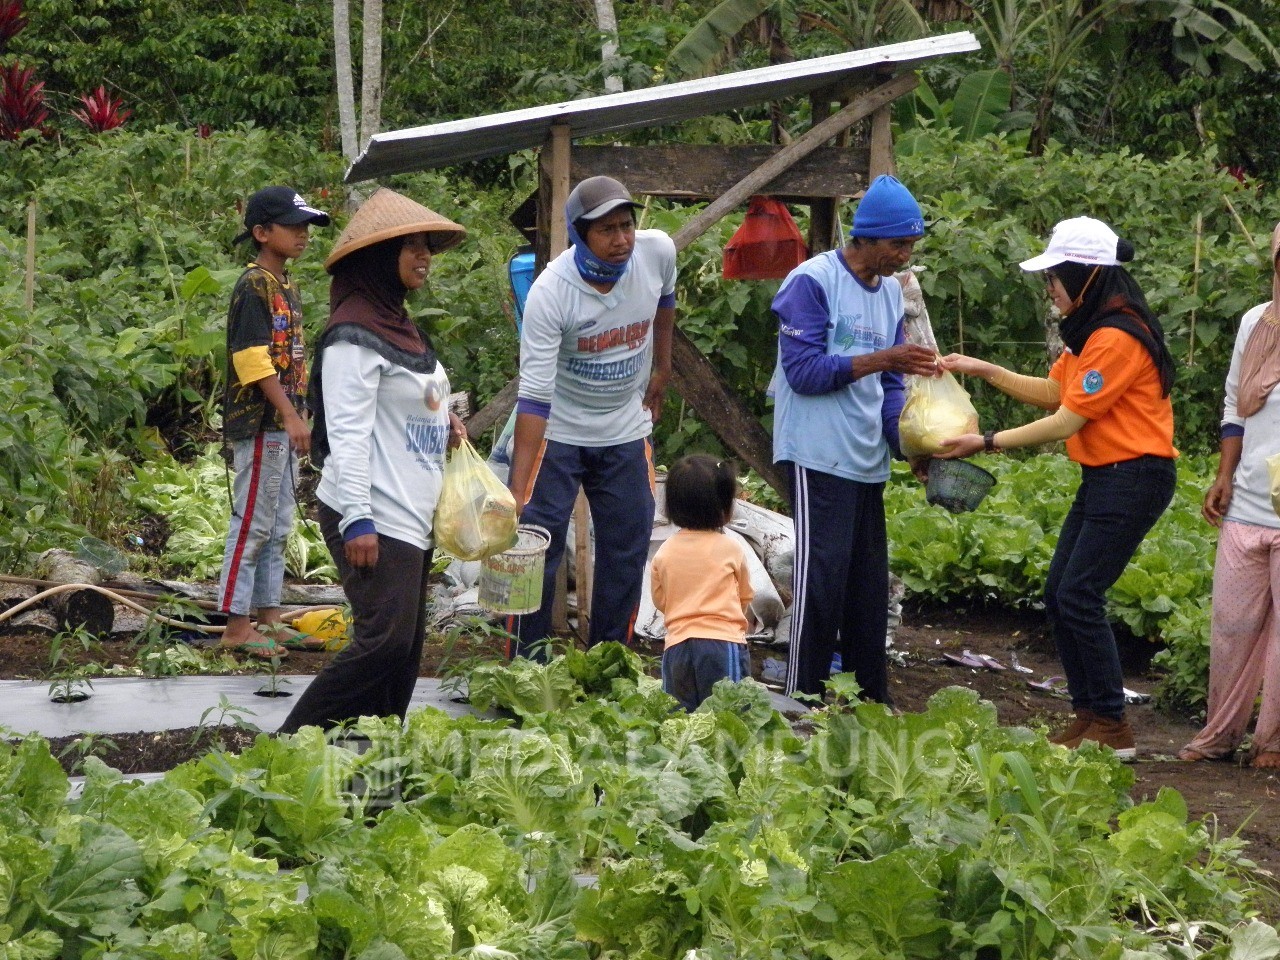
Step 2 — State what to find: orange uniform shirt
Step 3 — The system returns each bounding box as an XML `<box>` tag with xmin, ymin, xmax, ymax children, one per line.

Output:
<box><xmin>1050</xmin><ymin>326</ymin><xmax>1176</xmax><ymax>467</ymax></box>
<box><xmin>650</xmin><ymin>529</ymin><xmax>754</xmax><ymax>648</ymax></box>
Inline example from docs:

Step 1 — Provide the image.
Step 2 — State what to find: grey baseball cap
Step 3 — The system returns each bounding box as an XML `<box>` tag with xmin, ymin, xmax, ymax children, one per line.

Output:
<box><xmin>565</xmin><ymin>176</ymin><xmax>640</xmax><ymax>223</ymax></box>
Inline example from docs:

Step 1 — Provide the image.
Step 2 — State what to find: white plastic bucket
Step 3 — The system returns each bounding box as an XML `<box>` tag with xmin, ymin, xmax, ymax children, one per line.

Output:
<box><xmin>478</xmin><ymin>524</ymin><xmax>551</xmax><ymax>615</ymax></box>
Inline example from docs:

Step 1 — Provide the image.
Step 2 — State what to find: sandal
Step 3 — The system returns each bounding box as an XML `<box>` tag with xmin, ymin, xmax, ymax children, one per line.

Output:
<box><xmin>220</xmin><ymin>636</ymin><xmax>290</xmax><ymax>660</ymax></box>
<box><xmin>1177</xmin><ymin>745</ymin><xmax>1234</xmax><ymax>763</ymax></box>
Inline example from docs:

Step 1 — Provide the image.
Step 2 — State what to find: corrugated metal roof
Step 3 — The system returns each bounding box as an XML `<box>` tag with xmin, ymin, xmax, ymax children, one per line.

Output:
<box><xmin>346</xmin><ymin>31</ymin><xmax>980</xmax><ymax>182</ymax></box>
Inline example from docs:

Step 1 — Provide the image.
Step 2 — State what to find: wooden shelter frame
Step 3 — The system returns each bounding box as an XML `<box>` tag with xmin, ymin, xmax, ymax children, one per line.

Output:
<box><xmin>345</xmin><ymin>33</ymin><xmax>980</xmax><ymax>637</ymax></box>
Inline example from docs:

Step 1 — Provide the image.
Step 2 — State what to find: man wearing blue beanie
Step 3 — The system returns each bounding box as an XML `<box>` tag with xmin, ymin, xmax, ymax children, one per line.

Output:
<box><xmin>770</xmin><ymin>175</ymin><xmax>939</xmax><ymax>702</ymax></box>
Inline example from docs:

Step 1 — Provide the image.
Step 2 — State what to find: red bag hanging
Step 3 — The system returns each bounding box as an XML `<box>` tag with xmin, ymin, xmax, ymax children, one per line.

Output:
<box><xmin>722</xmin><ymin>195</ymin><xmax>809</xmax><ymax>280</ymax></box>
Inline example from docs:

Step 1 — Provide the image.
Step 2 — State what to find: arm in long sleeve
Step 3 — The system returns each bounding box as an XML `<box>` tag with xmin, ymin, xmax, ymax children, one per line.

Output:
<box><xmin>994</xmin><ymin>406</ymin><xmax>1088</xmax><ymax>450</ymax></box>
<box><xmin>986</xmin><ymin>365</ymin><xmax>1061</xmax><ymax>409</ymax></box>
<box><xmin>318</xmin><ymin>341</ymin><xmax>382</xmax><ymax>538</ymax></box>
<box><xmin>880</xmin><ymin>318</ymin><xmax>908</xmax><ymax>456</ymax></box>
<box><xmin>773</xmin><ymin>275</ymin><xmax>856</xmax><ymax>395</ymax></box>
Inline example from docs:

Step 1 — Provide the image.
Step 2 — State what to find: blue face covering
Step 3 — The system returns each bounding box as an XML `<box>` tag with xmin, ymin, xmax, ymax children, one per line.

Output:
<box><xmin>567</xmin><ymin>215</ymin><xmax>632</xmax><ymax>284</ymax></box>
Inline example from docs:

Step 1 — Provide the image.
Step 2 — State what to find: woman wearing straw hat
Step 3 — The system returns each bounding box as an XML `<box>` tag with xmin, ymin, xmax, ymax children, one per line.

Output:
<box><xmin>937</xmin><ymin>216</ymin><xmax>1177</xmax><ymax>761</ymax></box>
<box><xmin>279</xmin><ymin>188</ymin><xmax>467</xmax><ymax>733</ymax></box>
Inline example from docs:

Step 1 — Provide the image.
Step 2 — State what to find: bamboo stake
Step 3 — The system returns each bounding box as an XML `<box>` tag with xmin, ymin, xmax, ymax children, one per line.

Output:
<box><xmin>1188</xmin><ymin>212</ymin><xmax>1202</xmax><ymax>366</ymax></box>
<box><xmin>24</xmin><ymin>199</ymin><xmax>35</xmax><ymax>311</ymax></box>
<box><xmin>1222</xmin><ymin>194</ymin><xmax>1260</xmax><ymax>259</ymax></box>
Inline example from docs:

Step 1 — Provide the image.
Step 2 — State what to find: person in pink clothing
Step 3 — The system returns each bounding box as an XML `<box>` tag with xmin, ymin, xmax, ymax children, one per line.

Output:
<box><xmin>1179</xmin><ymin>223</ymin><xmax>1280</xmax><ymax>767</ymax></box>
<box><xmin>651</xmin><ymin>455</ymin><xmax>755</xmax><ymax>711</ymax></box>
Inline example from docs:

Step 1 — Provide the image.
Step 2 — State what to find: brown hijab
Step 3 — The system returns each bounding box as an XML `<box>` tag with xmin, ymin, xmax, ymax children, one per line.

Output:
<box><xmin>1237</xmin><ymin>222</ymin><xmax>1280</xmax><ymax>418</ymax></box>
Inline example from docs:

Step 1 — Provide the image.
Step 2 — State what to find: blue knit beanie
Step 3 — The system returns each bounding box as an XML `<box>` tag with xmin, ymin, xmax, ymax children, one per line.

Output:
<box><xmin>850</xmin><ymin>175</ymin><xmax>925</xmax><ymax>239</ymax></box>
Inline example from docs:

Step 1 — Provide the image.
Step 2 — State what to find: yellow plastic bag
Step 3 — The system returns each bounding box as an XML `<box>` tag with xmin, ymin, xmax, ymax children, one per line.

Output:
<box><xmin>1268</xmin><ymin>451</ymin><xmax>1280</xmax><ymax>519</ymax></box>
<box><xmin>899</xmin><ymin>371</ymin><xmax>980</xmax><ymax>458</ymax></box>
<box><xmin>433</xmin><ymin>438</ymin><xmax>519</xmax><ymax>561</ymax></box>
<box><xmin>289</xmin><ymin>607</ymin><xmax>351</xmax><ymax>651</ymax></box>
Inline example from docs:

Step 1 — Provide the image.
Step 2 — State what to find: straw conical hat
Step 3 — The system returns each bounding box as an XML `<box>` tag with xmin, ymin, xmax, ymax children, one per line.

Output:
<box><xmin>324</xmin><ymin>188</ymin><xmax>466</xmax><ymax>272</ymax></box>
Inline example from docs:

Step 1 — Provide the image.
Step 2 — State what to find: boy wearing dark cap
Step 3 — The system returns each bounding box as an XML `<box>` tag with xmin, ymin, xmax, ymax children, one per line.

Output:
<box><xmin>218</xmin><ymin>186</ymin><xmax>330</xmax><ymax>658</ymax></box>
<box><xmin>770</xmin><ymin>175</ymin><xmax>940</xmax><ymax>702</ymax></box>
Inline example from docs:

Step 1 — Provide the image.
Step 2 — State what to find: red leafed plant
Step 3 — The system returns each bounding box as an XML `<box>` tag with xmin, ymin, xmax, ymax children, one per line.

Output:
<box><xmin>0</xmin><ymin>64</ymin><xmax>48</xmax><ymax>140</ymax></box>
<box><xmin>71</xmin><ymin>86</ymin><xmax>132</xmax><ymax>133</ymax></box>
<box><xmin>0</xmin><ymin>0</ymin><xmax>26</xmax><ymax>53</ymax></box>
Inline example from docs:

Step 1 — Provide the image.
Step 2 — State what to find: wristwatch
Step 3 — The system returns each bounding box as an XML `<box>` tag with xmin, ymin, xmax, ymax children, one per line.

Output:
<box><xmin>983</xmin><ymin>429</ymin><xmax>999</xmax><ymax>453</ymax></box>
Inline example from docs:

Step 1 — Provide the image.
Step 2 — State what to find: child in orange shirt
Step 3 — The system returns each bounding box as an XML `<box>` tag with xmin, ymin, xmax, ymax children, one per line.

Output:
<box><xmin>651</xmin><ymin>455</ymin><xmax>755</xmax><ymax>711</ymax></box>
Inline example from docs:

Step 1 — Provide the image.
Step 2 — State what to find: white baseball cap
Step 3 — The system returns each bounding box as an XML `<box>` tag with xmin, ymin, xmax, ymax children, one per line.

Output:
<box><xmin>1019</xmin><ymin>216</ymin><xmax>1121</xmax><ymax>272</ymax></box>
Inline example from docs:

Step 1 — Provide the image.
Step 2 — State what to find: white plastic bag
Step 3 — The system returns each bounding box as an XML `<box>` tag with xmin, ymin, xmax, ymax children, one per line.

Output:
<box><xmin>899</xmin><ymin>372</ymin><xmax>980</xmax><ymax>458</ymax></box>
<box><xmin>433</xmin><ymin>439</ymin><xmax>519</xmax><ymax>561</ymax></box>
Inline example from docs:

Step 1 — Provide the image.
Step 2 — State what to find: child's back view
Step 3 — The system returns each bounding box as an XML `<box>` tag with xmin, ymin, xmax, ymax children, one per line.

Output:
<box><xmin>218</xmin><ymin>186</ymin><xmax>330</xmax><ymax>658</ymax></box>
<box><xmin>651</xmin><ymin>455</ymin><xmax>755</xmax><ymax>711</ymax></box>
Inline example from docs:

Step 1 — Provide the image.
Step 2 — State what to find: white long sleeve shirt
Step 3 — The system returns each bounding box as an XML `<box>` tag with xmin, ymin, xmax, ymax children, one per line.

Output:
<box><xmin>316</xmin><ymin>339</ymin><xmax>451</xmax><ymax>549</ymax></box>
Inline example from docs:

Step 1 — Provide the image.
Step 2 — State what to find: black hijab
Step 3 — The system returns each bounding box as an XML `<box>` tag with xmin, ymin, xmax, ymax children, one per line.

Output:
<box><xmin>1054</xmin><ymin>245</ymin><xmax>1175</xmax><ymax>397</ymax></box>
<box><xmin>310</xmin><ymin>236</ymin><xmax>439</xmax><ymax>466</ymax></box>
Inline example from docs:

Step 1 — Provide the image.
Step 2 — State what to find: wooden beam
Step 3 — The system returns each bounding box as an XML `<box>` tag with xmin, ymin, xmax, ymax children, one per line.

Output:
<box><xmin>570</xmin><ymin>144</ymin><xmax>871</xmax><ymax>201</ymax></box>
<box><xmin>671</xmin><ymin>72</ymin><xmax>916</xmax><ymax>252</ymax></box>
<box><xmin>462</xmin><ymin>376</ymin><xmax>519</xmax><ymax>446</ymax></box>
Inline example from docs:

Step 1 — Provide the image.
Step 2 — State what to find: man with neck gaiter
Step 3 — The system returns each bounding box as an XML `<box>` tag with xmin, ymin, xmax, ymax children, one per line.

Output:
<box><xmin>506</xmin><ymin>176</ymin><xmax>677</xmax><ymax>659</ymax></box>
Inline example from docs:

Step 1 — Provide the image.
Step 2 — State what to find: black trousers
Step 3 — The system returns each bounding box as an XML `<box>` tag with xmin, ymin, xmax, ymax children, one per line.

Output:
<box><xmin>278</xmin><ymin>503</ymin><xmax>432</xmax><ymax>733</ymax></box>
<box><xmin>783</xmin><ymin>463</ymin><xmax>889</xmax><ymax>703</ymax></box>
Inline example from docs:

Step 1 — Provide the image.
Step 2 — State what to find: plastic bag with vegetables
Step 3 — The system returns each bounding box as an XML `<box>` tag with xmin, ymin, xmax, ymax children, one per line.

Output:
<box><xmin>898</xmin><ymin>371</ymin><xmax>980</xmax><ymax>458</ymax></box>
<box><xmin>433</xmin><ymin>438</ymin><xmax>519</xmax><ymax>561</ymax></box>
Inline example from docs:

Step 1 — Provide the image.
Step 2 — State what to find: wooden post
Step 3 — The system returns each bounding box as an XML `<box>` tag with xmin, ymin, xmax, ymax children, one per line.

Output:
<box><xmin>25</xmin><ymin>199</ymin><xmax>36</xmax><ymax>311</ymax></box>
<box><xmin>868</xmin><ymin>103</ymin><xmax>896</xmax><ymax>179</ymax></box>
<box><xmin>807</xmin><ymin>89</ymin><xmax>837</xmax><ymax>254</ymax></box>
<box><xmin>537</xmin><ymin>123</ymin><xmax>592</xmax><ymax>639</ymax></box>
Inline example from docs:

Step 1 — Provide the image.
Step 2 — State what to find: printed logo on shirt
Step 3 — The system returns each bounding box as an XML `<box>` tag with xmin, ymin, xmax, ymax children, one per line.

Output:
<box><xmin>834</xmin><ymin>315</ymin><xmax>885</xmax><ymax>352</ymax></box>
<box><xmin>566</xmin><ymin>353</ymin><xmax>646</xmax><ymax>383</ymax></box>
<box><xmin>779</xmin><ymin>323</ymin><xmax>803</xmax><ymax>338</ymax></box>
<box><xmin>577</xmin><ymin>319</ymin><xmax>650</xmax><ymax>354</ymax></box>
<box><xmin>404</xmin><ymin>416</ymin><xmax>449</xmax><ymax>463</ymax></box>
<box><xmin>423</xmin><ymin>381</ymin><xmax>444</xmax><ymax>412</ymax></box>
<box><xmin>1082</xmin><ymin>369</ymin><xmax>1104</xmax><ymax>394</ymax></box>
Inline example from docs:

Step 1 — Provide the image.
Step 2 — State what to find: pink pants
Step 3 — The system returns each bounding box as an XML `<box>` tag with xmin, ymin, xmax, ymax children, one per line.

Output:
<box><xmin>1183</xmin><ymin>520</ymin><xmax>1280</xmax><ymax>758</ymax></box>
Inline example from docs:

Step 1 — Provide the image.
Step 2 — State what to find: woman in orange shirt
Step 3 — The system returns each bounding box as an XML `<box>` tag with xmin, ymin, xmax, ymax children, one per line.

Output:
<box><xmin>938</xmin><ymin>217</ymin><xmax>1176</xmax><ymax>761</ymax></box>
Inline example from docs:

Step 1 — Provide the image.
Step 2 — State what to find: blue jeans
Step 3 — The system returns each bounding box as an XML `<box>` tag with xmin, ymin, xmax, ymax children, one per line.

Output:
<box><xmin>1046</xmin><ymin>455</ymin><xmax>1175</xmax><ymax>719</ymax></box>
<box><xmin>507</xmin><ymin>437</ymin><xmax>655</xmax><ymax>659</ymax></box>
<box><xmin>218</xmin><ymin>432</ymin><xmax>296</xmax><ymax>616</ymax></box>
<box><xmin>662</xmin><ymin>638</ymin><xmax>750</xmax><ymax>712</ymax></box>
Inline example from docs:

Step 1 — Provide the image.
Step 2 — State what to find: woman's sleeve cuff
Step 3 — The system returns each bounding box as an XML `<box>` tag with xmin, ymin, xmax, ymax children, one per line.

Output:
<box><xmin>343</xmin><ymin>519</ymin><xmax>376</xmax><ymax>541</ymax></box>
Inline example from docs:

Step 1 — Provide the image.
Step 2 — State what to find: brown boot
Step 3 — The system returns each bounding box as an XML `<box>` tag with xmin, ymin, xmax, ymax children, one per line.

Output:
<box><xmin>1077</xmin><ymin>715</ymin><xmax>1136</xmax><ymax>761</ymax></box>
<box><xmin>1050</xmin><ymin>709</ymin><xmax>1095</xmax><ymax>746</ymax></box>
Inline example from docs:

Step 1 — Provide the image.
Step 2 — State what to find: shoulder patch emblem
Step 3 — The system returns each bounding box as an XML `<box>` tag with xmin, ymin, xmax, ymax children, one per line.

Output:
<box><xmin>1081</xmin><ymin>369</ymin><xmax>1104</xmax><ymax>394</ymax></box>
